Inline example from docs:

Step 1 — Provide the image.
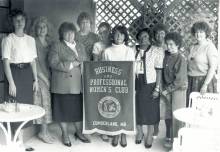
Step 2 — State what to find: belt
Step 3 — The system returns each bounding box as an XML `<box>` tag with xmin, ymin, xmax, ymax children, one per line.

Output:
<box><xmin>10</xmin><ymin>63</ymin><xmax>30</xmax><ymax>69</ymax></box>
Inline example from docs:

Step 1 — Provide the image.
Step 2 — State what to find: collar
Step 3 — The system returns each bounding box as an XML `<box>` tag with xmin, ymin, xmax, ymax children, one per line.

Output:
<box><xmin>112</xmin><ymin>43</ymin><xmax>125</xmax><ymax>47</ymax></box>
<box><xmin>64</xmin><ymin>40</ymin><xmax>76</xmax><ymax>48</ymax></box>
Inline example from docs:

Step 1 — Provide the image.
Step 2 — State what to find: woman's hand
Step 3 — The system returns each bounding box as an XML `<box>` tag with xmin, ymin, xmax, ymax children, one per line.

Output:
<box><xmin>200</xmin><ymin>84</ymin><xmax>208</xmax><ymax>94</ymax></box>
<box><xmin>9</xmin><ymin>82</ymin><xmax>16</xmax><ymax>97</ymax></box>
<box><xmin>33</xmin><ymin>80</ymin><xmax>39</xmax><ymax>92</ymax></box>
<box><xmin>152</xmin><ymin>87</ymin><xmax>160</xmax><ymax>99</ymax></box>
<box><xmin>72</xmin><ymin>61</ymin><xmax>81</xmax><ymax>67</ymax></box>
<box><xmin>161</xmin><ymin>90</ymin><xmax>168</xmax><ymax>97</ymax></box>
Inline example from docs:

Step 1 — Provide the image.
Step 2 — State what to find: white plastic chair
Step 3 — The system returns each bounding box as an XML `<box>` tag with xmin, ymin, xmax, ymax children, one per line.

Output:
<box><xmin>189</xmin><ymin>92</ymin><xmax>220</xmax><ymax>119</ymax></box>
<box><xmin>173</xmin><ymin>127</ymin><xmax>220</xmax><ymax>152</ymax></box>
<box><xmin>173</xmin><ymin>92</ymin><xmax>220</xmax><ymax>152</ymax></box>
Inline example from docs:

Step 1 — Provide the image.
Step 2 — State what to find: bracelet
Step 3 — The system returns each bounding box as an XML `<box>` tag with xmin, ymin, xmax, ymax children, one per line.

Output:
<box><xmin>154</xmin><ymin>87</ymin><xmax>160</xmax><ymax>92</ymax></box>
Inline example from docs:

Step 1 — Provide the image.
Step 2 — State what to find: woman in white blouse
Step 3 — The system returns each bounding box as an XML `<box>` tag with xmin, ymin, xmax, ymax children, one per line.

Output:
<box><xmin>1</xmin><ymin>9</ymin><xmax>38</xmax><ymax>151</ymax></box>
<box><xmin>103</xmin><ymin>25</ymin><xmax>135</xmax><ymax>147</ymax></box>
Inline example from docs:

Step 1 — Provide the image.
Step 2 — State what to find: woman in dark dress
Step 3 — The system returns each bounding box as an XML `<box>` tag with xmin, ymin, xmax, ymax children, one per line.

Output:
<box><xmin>134</xmin><ymin>28</ymin><xmax>163</xmax><ymax>148</ymax></box>
<box><xmin>49</xmin><ymin>22</ymin><xmax>89</xmax><ymax>147</ymax></box>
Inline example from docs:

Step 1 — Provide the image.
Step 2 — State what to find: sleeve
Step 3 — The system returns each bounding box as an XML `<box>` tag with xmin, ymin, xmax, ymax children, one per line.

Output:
<box><xmin>206</xmin><ymin>43</ymin><xmax>218</xmax><ymax>68</ymax></box>
<box><xmin>92</xmin><ymin>43</ymin><xmax>100</xmax><ymax>55</ymax></box>
<box><xmin>1</xmin><ymin>37</ymin><xmax>12</xmax><ymax>60</ymax></box>
<box><xmin>31</xmin><ymin>38</ymin><xmax>38</xmax><ymax>60</ymax></box>
<box><xmin>155</xmin><ymin>49</ymin><xmax>164</xmax><ymax>69</ymax></box>
<box><xmin>128</xmin><ymin>47</ymin><xmax>135</xmax><ymax>61</ymax></box>
<box><xmin>102</xmin><ymin>49</ymin><xmax>109</xmax><ymax>61</ymax></box>
<box><xmin>48</xmin><ymin>43</ymin><xmax>72</xmax><ymax>72</ymax></box>
<box><xmin>166</xmin><ymin>56</ymin><xmax>188</xmax><ymax>92</ymax></box>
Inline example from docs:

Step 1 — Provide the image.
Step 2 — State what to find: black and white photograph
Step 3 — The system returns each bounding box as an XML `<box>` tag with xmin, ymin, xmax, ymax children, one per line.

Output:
<box><xmin>0</xmin><ymin>0</ymin><xmax>219</xmax><ymax>152</ymax></box>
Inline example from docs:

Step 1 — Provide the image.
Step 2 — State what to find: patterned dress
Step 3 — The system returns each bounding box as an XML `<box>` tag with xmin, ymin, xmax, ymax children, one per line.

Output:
<box><xmin>33</xmin><ymin>38</ymin><xmax>52</xmax><ymax>124</ymax></box>
<box><xmin>76</xmin><ymin>32</ymin><xmax>99</xmax><ymax>60</ymax></box>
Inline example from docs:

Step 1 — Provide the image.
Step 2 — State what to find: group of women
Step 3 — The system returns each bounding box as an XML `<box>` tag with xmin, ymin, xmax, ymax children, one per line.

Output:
<box><xmin>1</xmin><ymin>8</ymin><xmax>218</xmax><ymax>151</ymax></box>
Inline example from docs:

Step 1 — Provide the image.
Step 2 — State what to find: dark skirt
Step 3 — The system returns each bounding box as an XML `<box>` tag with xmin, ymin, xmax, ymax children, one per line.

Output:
<box><xmin>4</xmin><ymin>64</ymin><xmax>33</xmax><ymax>103</ymax></box>
<box><xmin>4</xmin><ymin>63</ymin><xmax>33</xmax><ymax>129</ymax></box>
<box><xmin>52</xmin><ymin>93</ymin><xmax>82</xmax><ymax>122</ymax></box>
<box><xmin>187</xmin><ymin>75</ymin><xmax>217</xmax><ymax>106</ymax></box>
<box><xmin>135</xmin><ymin>74</ymin><xmax>160</xmax><ymax>125</ymax></box>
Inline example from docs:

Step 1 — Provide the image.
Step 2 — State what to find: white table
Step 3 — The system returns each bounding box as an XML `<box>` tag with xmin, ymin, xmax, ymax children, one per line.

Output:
<box><xmin>173</xmin><ymin>108</ymin><xmax>220</xmax><ymax>152</ymax></box>
<box><xmin>0</xmin><ymin>103</ymin><xmax>45</xmax><ymax>152</ymax></box>
<box><xmin>173</xmin><ymin>107</ymin><xmax>220</xmax><ymax>129</ymax></box>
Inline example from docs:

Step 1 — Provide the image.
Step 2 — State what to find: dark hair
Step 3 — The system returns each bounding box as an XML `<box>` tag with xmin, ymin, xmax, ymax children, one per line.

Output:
<box><xmin>165</xmin><ymin>32</ymin><xmax>182</xmax><ymax>49</ymax></box>
<box><xmin>9</xmin><ymin>9</ymin><xmax>27</xmax><ymax>31</ymax></box>
<box><xmin>191</xmin><ymin>21</ymin><xmax>211</xmax><ymax>38</ymax></box>
<box><xmin>98</xmin><ymin>22</ymin><xmax>111</xmax><ymax>31</ymax></box>
<box><xmin>77</xmin><ymin>12</ymin><xmax>92</xmax><ymax>26</ymax></box>
<box><xmin>58</xmin><ymin>22</ymin><xmax>76</xmax><ymax>41</ymax></box>
<box><xmin>136</xmin><ymin>28</ymin><xmax>151</xmax><ymax>41</ymax></box>
<box><xmin>152</xmin><ymin>23</ymin><xmax>168</xmax><ymax>40</ymax></box>
<box><xmin>111</xmin><ymin>25</ymin><xmax>129</xmax><ymax>45</ymax></box>
<box><xmin>9</xmin><ymin>9</ymin><xmax>27</xmax><ymax>20</ymax></box>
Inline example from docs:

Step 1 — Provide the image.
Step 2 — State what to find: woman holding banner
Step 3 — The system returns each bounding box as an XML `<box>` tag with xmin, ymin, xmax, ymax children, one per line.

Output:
<box><xmin>103</xmin><ymin>25</ymin><xmax>135</xmax><ymax>147</ymax></box>
<box><xmin>92</xmin><ymin>22</ymin><xmax>111</xmax><ymax>142</ymax></box>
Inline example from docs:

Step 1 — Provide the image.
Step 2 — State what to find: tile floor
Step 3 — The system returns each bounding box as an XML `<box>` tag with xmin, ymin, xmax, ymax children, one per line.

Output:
<box><xmin>26</xmin><ymin>121</ymin><xmax>170</xmax><ymax>152</ymax></box>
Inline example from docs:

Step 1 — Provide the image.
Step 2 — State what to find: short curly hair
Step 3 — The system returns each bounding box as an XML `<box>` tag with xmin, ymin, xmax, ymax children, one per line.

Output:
<box><xmin>136</xmin><ymin>28</ymin><xmax>151</xmax><ymax>41</ymax></box>
<box><xmin>152</xmin><ymin>23</ymin><xmax>168</xmax><ymax>40</ymax></box>
<box><xmin>98</xmin><ymin>22</ymin><xmax>111</xmax><ymax>31</ymax></box>
<box><xmin>191</xmin><ymin>21</ymin><xmax>211</xmax><ymax>38</ymax></box>
<box><xmin>58</xmin><ymin>22</ymin><xmax>77</xmax><ymax>41</ymax></box>
<box><xmin>77</xmin><ymin>12</ymin><xmax>92</xmax><ymax>26</ymax></box>
<box><xmin>111</xmin><ymin>25</ymin><xmax>129</xmax><ymax>45</ymax></box>
<box><xmin>165</xmin><ymin>32</ymin><xmax>182</xmax><ymax>49</ymax></box>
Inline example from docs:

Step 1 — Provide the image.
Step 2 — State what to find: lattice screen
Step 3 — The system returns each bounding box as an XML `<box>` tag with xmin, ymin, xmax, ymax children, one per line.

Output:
<box><xmin>96</xmin><ymin>0</ymin><xmax>142</xmax><ymax>44</ymax></box>
<box><xmin>95</xmin><ymin>0</ymin><xmax>218</xmax><ymax>49</ymax></box>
